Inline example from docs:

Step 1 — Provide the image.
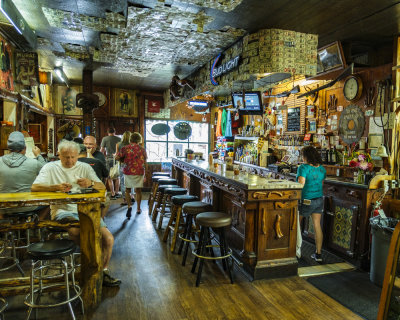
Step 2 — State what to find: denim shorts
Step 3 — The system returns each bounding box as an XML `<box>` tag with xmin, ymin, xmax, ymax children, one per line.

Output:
<box><xmin>55</xmin><ymin>212</ymin><xmax>107</xmax><ymax>228</ymax></box>
<box><xmin>299</xmin><ymin>197</ymin><xmax>324</xmax><ymax>218</ymax></box>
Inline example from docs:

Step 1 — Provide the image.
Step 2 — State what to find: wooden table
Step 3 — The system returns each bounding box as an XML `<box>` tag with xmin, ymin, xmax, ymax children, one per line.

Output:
<box><xmin>0</xmin><ymin>191</ymin><xmax>106</xmax><ymax>310</ymax></box>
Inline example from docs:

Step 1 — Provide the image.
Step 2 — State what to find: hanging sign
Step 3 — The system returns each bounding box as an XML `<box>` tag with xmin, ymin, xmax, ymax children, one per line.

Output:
<box><xmin>339</xmin><ymin>104</ymin><xmax>365</xmax><ymax>145</ymax></box>
<box><xmin>210</xmin><ymin>53</ymin><xmax>240</xmax><ymax>86</ymax></box>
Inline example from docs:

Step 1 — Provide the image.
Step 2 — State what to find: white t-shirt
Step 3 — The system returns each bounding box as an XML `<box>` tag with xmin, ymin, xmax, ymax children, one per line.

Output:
<box><xmin>33</xmin><ymin>161</ymin><xmax>101</xmax><ymax>219</ymax></box>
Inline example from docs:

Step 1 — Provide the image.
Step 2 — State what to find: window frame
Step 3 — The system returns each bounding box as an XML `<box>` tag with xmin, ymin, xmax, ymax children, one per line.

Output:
<box><xmin>145</xmin><ymin>119</ymin><xmax>210</xmax><ymax>163</ymax></box>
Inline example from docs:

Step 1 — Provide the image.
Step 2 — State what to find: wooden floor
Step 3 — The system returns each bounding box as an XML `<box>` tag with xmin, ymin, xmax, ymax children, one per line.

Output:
<box><xmin>4</xmin><ymin>197</ymin><xmax>362</xmax><ymax>320</ymax></box>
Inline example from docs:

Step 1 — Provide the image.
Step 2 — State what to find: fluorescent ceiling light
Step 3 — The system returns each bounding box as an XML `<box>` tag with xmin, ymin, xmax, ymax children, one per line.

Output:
<box><xmin>0</xmin><ymin>1</ymin><xmax>21</xmax><ymax>34</ymax></box>
<box><xmin>0</xmin><ymin>0</ymin><xmax>37</xmax><ymax>48</ymax></box>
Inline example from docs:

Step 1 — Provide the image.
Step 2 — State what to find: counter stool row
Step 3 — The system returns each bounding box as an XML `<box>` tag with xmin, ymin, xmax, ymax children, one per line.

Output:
<box><xmin>149</xmin><ymin>171</ymin><xmax>234</xmax><ymax>287</ymax></box>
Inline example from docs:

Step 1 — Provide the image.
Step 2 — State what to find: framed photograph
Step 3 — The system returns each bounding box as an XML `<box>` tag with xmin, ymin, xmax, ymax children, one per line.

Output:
<box><xmin>317</xmin><ymin>41</ymin><xmax>346</xmax><ymax>74</ymax></box>
<box><xmin>368</xmin><ymin>133</ymin><xmax>384</xmax><ymax>148</ymax></box>
<box><xmin>56</xmin><ymin>85</ymin><xmax>82</xmax><ymax>115</ymax></box>
<box><xmin>308</xmin><ymin>119</ymin><xmax>316</xmax><ymax>133</ymax></box>
<box><xmin>113</xmin><ymin>88</ymin><xmax>138</xmax><ymax>117</ymax></box>
<box><xmin>28</xmin><ymin>124</ymin><xmax>42</xmax><ymax>144</ymax></box>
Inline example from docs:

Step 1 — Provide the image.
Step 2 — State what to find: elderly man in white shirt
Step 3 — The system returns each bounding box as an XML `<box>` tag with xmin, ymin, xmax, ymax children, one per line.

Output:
<box><xmin>32</xmin><ymin>140</ymin><xmax>121</xmax><ymax>287</ymax></box>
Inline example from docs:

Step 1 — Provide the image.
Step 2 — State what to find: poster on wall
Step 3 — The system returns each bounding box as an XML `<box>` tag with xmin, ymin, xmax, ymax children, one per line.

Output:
<box><xmin>113</xmin><ymin>88</ymin><xmax>137</xmax><ymax>117</ymax></box>
<box><xmin>15</xmin><ymin>51</ymin><xmax>38</xmax><ymax>86</ymax></box>
<box><xmin>57</xmin><ymin>86</ymin><xmax>82</xmax><ymax>115</ymax></box>
<box><xmin>0</xmin><ymin>36</ymin><xmax>14</xmax><ymax>91</ymax></box>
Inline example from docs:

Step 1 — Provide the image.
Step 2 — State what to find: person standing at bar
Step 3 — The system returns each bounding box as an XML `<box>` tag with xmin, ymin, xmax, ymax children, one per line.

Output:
<box><xmin>296</xmin><ymin>146</ymin><xmax>326</xmax><ymax>262</ymax></box>
<box><xmin>115</xmin><ymin>131</ymin><xmax>131</xmax><ymax>206</ymax></box>
<box><xmin>100</xmin><ymin>128</ymin><xmax>121</xmax><ymax>200</ymax></box>
<box><xmin>116</xmin><ymin>132</ymin><xmax>147</xmax><ymax>219</ymax></box>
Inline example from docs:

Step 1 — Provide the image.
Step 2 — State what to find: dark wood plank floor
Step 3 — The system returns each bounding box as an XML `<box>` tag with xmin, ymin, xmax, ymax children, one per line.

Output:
<box><xmin>4</xmin><ymin>197</ymin><xmax>362</xmax><ymax>320</ymax></box>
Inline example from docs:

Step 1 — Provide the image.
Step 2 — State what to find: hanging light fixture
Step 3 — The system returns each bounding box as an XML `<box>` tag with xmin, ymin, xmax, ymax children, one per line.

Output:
<box><xmin>53</xmin><ymin>67</ymin><xmax>69</xmax><ymax>87</ymax></box>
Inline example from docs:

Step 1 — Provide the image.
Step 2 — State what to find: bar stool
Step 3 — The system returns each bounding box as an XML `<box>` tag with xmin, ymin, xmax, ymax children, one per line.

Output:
<box><xmin>157</xmin><ymin>187</ymin><xmax>187</xmax><ymax>230</ymax></box>
<box><xmin>0</xmin><ymin>296</ymin><xmax>7</xmax><ymax>320</ymax></box>
<box><xmin>163</xmin><ymin>195</ymin><xmax>199</xmax><ymax>252</ymax></box>
<box><xmin>148</xmin><ymin>173</ymin><xmax>171</xmax><ymax>214</ymax></box>
<box><xmin>0</xmin><ymin>210</ymin><xmax>41</xmax><ymax>277</ymax></box>
<box><xmin>151</xmin><ymin>184</ymin><xmax>179</xmax><ymax>222</ymax></box>
<box><xmin>24</xmin><ymin>239</ymin><xmax>84</xmax><ymax>320</ymax></box>
<box><xmin>178</xmin><ymin>201</ymin><xmax>212</xmax><ymax>266</ymax></box>
<box><xmin>191</xmin><ymin>212</ymin><xmax>233</xmax><ymax>287</ymax></box>
<box><xmin>150</xmin><ymin>178</ymin><xmax>178</xmax><ymax>217</ymax></box>
<box><xmin>148</xmin><ymin>176</ymin><xmax>170</xmax><ymax>216</ymax></box>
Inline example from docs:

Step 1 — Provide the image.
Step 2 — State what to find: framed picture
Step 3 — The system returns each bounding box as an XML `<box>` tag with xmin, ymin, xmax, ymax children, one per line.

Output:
<box><xmin>56</xmin><ymin>85</ymin><xmax>82</xmax><ymax>115</ymax></box>
<box><xmin>368</xmin><ymin>133</ymin><xmax>384</xmax><ymax>149</ymax></box>
<box><xmin>308</xmin><ymin>119</ymin><xmax>316</xmax><ymax>133</ymax></box>
<box><xmin>28</xmin><ymin>124</ymin><xmax>42</xmax><ymax>144</ymax></box>
<box><xmin>113</xmin><ymin>89</ymin><xmax>137</xmax><ymax>117</ymax></box>
<box><xmin>15</xmin><ymin>51</ymin><xmax>39</xmax><ymax>86</ymax></box>
<box><xmin>317</xmin><ymin>41</ymin><xmax>346</xmax><ymax>74</ymax></box>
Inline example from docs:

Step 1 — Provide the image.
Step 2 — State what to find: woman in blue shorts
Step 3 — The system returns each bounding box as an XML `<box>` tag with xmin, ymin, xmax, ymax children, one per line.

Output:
<box><xmin>296</xmin><ymin>146</ymin><xmax>326</xmax><ymax>262</ymax></box>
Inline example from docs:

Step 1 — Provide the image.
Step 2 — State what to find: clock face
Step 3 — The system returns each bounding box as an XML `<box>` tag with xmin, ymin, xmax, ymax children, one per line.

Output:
<box><xmin>343</xmin><ymin>76</ymin><xmax>362</xmax><ymax>101</ymax></box>
<box><xmin>93</xmin><ymin>92</ymin><xmax>107</xmax><ymax>107</ymax></box>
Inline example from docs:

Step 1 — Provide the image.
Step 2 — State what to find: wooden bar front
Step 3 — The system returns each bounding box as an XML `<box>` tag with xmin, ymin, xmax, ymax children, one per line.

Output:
<box><xmin>172</xmin><ymin>158</ymin><xmax>303</xmax><ymax>280</ymax></box>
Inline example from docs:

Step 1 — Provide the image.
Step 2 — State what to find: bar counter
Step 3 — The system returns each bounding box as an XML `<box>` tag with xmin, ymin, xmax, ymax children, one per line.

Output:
<box><xmin>172</xmin><ymin>158</ymin><xmax>303</xmax><ymax>280</ymax></box>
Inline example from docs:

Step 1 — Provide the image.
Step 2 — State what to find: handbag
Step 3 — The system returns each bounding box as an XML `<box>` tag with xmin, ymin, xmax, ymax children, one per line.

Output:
<box><xmin>109</xmin><ymin>158</ymin><xmax>120</xmax><ymax>179</ymax></box>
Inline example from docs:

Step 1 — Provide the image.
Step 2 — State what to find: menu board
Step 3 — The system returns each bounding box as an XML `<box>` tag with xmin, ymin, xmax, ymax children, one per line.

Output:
<box><xmin>287</xmin><ymin>107</ymin><xmax>301</xmax><ymax>132</ymax></box>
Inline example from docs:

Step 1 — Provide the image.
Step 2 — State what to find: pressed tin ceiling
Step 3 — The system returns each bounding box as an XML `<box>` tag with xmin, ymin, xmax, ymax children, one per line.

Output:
<box><xmin>6</xmin><ymin>0</ymin><xmax>400</xmax><ymax>91</ymax></box>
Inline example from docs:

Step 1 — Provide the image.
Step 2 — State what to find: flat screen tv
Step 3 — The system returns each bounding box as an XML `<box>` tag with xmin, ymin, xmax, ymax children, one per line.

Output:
<box><xmin>232</xmin><ymin>91</ymin><xmax>263</xmax><ymax>115</ymax></box>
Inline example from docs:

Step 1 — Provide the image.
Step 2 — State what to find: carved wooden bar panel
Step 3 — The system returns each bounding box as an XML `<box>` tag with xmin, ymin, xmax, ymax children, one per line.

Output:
<box><xmin>172</xmin><ymin>158</ymin><xmax>302</xmax><ymax>280</ymax></box>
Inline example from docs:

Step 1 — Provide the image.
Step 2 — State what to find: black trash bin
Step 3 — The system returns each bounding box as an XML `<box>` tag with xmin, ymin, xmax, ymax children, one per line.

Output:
<box><xmin>370</xmin><ymin>216</ymin><xmax>399</xmax><ymax>286</ymax></box>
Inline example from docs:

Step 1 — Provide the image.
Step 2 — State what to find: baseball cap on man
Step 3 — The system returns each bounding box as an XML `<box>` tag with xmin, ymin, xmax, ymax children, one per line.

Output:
<box><xmin>7</xmin><ymin>131</ymin><xmax>26</xmax><ymax>151</ymax></box>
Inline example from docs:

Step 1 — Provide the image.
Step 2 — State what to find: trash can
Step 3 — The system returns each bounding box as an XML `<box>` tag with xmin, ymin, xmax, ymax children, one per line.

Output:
<box><xmin>370</xmin><ymin>216</ymin><xmax>399</xmax><ymax>286</ymax></box>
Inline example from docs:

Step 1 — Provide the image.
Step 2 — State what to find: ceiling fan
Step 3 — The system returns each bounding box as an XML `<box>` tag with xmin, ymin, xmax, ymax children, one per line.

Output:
<box><xmin>297</xmin><ymin>63</ymin><xmax>354</xmax><ymax>98</ymax></box>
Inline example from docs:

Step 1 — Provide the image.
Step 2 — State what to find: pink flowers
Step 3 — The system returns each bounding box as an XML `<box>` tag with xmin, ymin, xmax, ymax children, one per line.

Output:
<box><xmin>347</xmin><ymin>152</ymin><xmax>373</xmax><ymax>171</ymax></box>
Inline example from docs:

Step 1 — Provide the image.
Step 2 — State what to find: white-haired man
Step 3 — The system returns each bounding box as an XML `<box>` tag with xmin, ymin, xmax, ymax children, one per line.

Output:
<box><xmin>32</xmin><ymin>140</ymin><xmax>121</xmax><ymax>287</ymax></box>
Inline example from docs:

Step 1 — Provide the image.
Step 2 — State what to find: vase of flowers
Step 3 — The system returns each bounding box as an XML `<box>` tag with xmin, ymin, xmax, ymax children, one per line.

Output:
<box><xmin>348</xmin><ymin>152</ymin><xmax>374</xmax><ymax>184</ymax></box>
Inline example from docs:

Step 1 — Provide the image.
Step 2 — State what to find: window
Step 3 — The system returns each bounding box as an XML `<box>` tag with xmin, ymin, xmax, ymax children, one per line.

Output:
<box><xmin>145</xmin><ymin>119</ymin><xmax>209</xmax><ymax>162</ymax></box>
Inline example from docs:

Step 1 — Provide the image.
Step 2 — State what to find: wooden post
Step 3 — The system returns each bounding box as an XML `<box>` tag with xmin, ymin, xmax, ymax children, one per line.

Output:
<box><xmin>78</xmin><ymin>202</ymin><xmax>102</xmax><ymax>310</ymax></box>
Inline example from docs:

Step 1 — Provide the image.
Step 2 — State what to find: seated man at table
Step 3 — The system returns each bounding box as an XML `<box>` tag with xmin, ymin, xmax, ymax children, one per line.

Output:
<box><xmin>0</xmin><ymin>131</ymin><xmax>48</xmax><ymax>218</ymax></box>
<box><xmin>31</xmin><ymin>140</ymin><xmax>121</xmax><ymax>287</ymax></box>
<box><xmin>84</xmin><ymin>135</ymin><xmax>106</xmax><ymax>164</ymax></box>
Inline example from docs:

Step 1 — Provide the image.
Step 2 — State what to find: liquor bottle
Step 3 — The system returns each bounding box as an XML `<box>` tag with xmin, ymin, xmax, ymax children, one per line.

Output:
<box><xmin>331</xmin><ymin>147</ymin><xmax>337</xmax><ymax>164</ymax></box>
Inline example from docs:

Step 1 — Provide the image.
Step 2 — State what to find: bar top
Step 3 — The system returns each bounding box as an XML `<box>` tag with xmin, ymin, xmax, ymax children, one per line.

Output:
<box><xmin>172</xmin><ymin>158</ymin><xmax>303</xmax><ymax>191</ymax></box>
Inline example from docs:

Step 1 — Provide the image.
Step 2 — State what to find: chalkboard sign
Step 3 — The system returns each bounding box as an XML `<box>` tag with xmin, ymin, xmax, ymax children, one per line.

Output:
<box><xmin>287</xmin><ymin>107</ymin><xmax>301</xmax><ymax>132</ymax></box>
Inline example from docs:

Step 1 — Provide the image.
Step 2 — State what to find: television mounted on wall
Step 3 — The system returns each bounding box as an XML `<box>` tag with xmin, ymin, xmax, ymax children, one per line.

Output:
<box><xmin>232</xmin><ymin>91</ymin><xmax>263</xmax><ymax>115</ymax></box>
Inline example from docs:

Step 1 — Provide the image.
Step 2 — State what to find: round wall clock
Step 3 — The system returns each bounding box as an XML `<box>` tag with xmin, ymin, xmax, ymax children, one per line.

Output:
<box><xmin>343</xmin><ymin>75</ymin><xmax>363</xmax><ymax>102</ymax></box>
<box><xmin>93</xmin><ymin>92</ymin><xmax>107</xmax><ymax>107</ymax></box>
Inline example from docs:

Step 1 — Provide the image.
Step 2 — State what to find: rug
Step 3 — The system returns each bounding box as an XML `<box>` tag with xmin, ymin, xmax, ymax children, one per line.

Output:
<box><xmin>306</xmin><ymin>270</ymin><xmax>382</xmax><ymax>320</ymax></box>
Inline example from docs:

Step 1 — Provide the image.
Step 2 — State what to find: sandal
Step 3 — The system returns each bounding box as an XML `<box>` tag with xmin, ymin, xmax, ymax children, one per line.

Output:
<box><xmin>136</xmin><ymin>209</ymin><xmax>142</xmax><ymax>215</ymax></box>
<box><xmin>120</xmin><ymin>202</ymin><xmax>127</xmax><ymax>206</ymax></box>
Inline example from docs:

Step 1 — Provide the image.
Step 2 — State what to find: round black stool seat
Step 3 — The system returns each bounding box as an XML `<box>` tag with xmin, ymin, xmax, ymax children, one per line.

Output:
<box><xmin>158</xmin><ymin>178</ymin><xmax>178</xmax><ymax>185</ymax></box>
<box><xmin>152</xmin><ymin>172</ymin><xmax>170</xmax><ymax>177</ymax></box>
<box><xmin>182</xmin><ymin>201</ymin><xmax>212</xmax><ymax>215</ymax></box>
<box><xmin>158</xmin><ymin>184</ymin><xmax>179</xmax><ymax>193</ymax></box>
<box><xmin>152</xmin><ymin>175</ymin><xmax>168</xmax><ymax>182</ymax></box>
<box><xmin>27</xmin><ymin>240</ymin><xmax>76</xmax><ymax>260</ymax></box>
<box><xmin>165</xmin><ymin>188</ymin><xmax>187</xmax><ymax>196</ymax></box>
<box><xmin>196</xmin><ymin>212</ymin><xmax>232</xmax><ymax>228</ymax></box>
<box><xmin>172</xmin><ymin>195</ymin><xmax>199</xmax><ymax>206</ymax></box>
